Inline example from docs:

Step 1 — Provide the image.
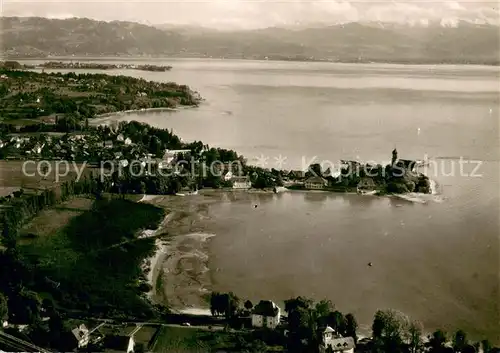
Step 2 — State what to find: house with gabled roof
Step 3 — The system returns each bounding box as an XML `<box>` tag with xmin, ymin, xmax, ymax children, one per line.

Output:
<box><xmin>287</xmin><ymin>170</ymin><xmax>305</xmax><ymax>180</ymax></box>
<box><xmin>232</xmin><ymin>176</ymin><xmax>251</xmax><ymax>189</ymax></box>
<box><xmin>304</xmin><ymin>176</ymin><xmax>328</xmax><ymax>190</ymax></box>
<box><xmin>251</xmin><ymin>300</ymin><xmax>281</xmax><ymax>329</ymax></box>
<box><xmin>71</xmin><ymin>323</ymin><xmax>90</xmax><ymax>348</ymax></box>
<box><xmin>319</xmin><ymin>326</ymin><xmax>355</xmax><ymax>353</ymax></box>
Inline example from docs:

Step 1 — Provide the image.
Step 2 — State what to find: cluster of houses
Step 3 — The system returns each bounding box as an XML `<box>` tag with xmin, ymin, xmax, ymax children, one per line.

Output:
<box><xmin>249</xmin><ymin>300</ymin><xmax>355</xmax><ymax>353</ymax></box>
<box><xmin>64</xmin><ymin>322</ymin><xmax>154</xmax><ymax>353</ymax></box>
<box><xmin>281</xmin><ymin>150</ymin><xmax>423</xmax><ymax>194</ymax></box>
<box><xmin>0</xmin><ymin>130</ymin><xmax>255</xmax><ymax>190</ymax></box>
<box><xmin>0</xmin><ymin>131</ymin><xmax>150</xmax><ymax>163</ymax></box>
<box><xmin>0</xmin><ymin>133</ymin><xmax>96</xmax><ymax>160</ymax></box>
<box><xmin>1</xmin><ymin>320</ymin><xmax>158</xmax><ymax>353</ymax></box>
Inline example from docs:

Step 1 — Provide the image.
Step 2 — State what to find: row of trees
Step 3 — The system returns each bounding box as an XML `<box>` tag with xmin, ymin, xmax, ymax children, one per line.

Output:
<box><xmin>370</xmin><ymin>309</ymin><xmax>499</xmax><ymax>353</ymax></box>
<box><xmin>209</xmin><ymin>292</ymin><xmax>241</xmax><ymax>318</ymax></box>
<box><xmin>205</xmin><ymin>291</ymin><xmax>500</xmax><ymax>353</ymax></box>
<box><xmin>1</xmin><ymin>176</ymin><xmax>104</xmax><ymax>248</ymax></box>
<box><xmin>0</xmin><ymin>174</ymin><xmax>111</xmax><ymax>331</ymax></box>
<box><xmin>283</xmin><ymin>297</ymin><xmax>357</xmax><ymax>352</ymax></box>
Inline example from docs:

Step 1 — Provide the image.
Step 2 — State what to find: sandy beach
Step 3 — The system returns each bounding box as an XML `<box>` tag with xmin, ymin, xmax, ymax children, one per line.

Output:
<box><xmin>138</xmin><ymin>191</ymin><xmax>225</xmax><ymax>308</ymax></box>
<box><xmin>140</xmin><ymin>189</ymin><xmax>289</xmax><ymax>309</ymax></box>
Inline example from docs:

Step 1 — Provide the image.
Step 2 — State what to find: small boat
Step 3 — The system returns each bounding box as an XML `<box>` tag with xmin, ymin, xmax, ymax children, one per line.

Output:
<box><xmin>358</xmin><ymin>189</ymin><xmax>377</xmax><ymax>196</ymax></box>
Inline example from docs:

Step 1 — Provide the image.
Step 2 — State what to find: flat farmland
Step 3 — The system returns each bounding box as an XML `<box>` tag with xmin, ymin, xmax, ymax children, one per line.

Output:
<box><xmin>0</xmin><ymin>160</ymin><xmax>97</xmax><ymax>190</ymax></box>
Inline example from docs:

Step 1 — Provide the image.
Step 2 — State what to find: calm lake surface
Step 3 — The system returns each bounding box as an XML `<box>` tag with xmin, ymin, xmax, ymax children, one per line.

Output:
<box><xmin>27</xmin><ymin>59</ymin><xmax>500</xmax><ymax>340</ymax></box>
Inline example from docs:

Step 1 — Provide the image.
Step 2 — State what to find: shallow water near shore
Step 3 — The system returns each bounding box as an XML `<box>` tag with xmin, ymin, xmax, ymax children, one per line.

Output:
<box><xmin>145</xmin><ymin>173</ymin><xmax>498</xmax><ymax>340</ymax></box>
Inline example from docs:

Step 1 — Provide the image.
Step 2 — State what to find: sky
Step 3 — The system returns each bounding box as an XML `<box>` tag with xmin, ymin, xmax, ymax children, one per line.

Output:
<box><xmin>1</xmin><ymin>0</ymin><xmax>499</xmax><ymax>29</ymax></box>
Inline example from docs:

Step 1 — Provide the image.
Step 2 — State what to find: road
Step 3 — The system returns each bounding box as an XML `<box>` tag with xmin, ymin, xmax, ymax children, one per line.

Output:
<box><xmin>65</xmin><ymin>316</ymin><xmax>226</xmax><ymax>331</ymax></box>
<box><xmin>162</xmin><ymin>324</ymin><xmax>225</xmax><ymax>331</ymax></box>
<box><xmin>0</xmin><ymin>331</ymin><xmax>52</xmax><ymax>353</ymax></box>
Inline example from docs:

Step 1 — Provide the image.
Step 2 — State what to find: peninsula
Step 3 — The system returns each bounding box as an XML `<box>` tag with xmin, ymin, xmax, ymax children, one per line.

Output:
<box><xmin>0</xmin><ymin>65</ymin><xmax>201</xmax><ymax>123</ymax></box>
<box><xmin>283</xmin><ymin>149</ymin><xmax>432</xmax><ymax>195</ymax></box>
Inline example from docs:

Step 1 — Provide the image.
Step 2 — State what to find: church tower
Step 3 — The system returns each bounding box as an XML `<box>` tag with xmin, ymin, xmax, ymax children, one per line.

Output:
<box><xmin>391</xmin><ymin>148</ymin><xmax>398</xmax><ymax>166</ymax></box>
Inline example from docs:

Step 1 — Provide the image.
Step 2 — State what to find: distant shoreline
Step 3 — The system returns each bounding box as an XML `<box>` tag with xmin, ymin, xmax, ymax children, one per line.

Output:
<box><xmin>10</xmin><ymin>56</ymin><xmax>500</xmax><ymax>67</ymax></box>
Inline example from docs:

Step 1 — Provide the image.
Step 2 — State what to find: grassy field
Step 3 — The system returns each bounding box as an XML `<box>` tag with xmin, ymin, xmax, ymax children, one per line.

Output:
<box><xmin>18</xmin><ymin>197</ymin><xmax>166</xmax><ymax>318</ymax></box>
<box><xmin>19</xmin><ymin>197</ymin><xmax>94</xmax><ymax>242</ymax></box>
<box><xmin>150</xmin><ymin>326</ymin><xmax>273</xmax><ymax>353</ymax></box>
<box><xmin>134</xmin><ymin>325</ymin><xmax>161</xmax><ymax>349</ymax></box>
<box><xmin>0</xmin><ymin>160</ymin><xmax>96</xmax><ymax>190</ymax></box>
<box><xmin>0</xmin><ymin>117</ymin><xmax>51</xmax><ymax>126</ymax></box>
<box><xmin>152</xmin><ymin>326</ymin><xmax>214</xmax><ymax>353</ymax></box>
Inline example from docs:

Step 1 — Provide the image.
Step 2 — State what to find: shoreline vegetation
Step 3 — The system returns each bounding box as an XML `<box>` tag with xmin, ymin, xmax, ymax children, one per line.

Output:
<box><xmin>0</xmin><ymin>63</ymin><xmax>202</xmax><ymax>122</ymax></box>
<box><xmin>39</xmin><ymin>61</ymin><xmax>173</xmax><ymax>72</ymax></box>
<box><xmin>2</xmin><ymin>67</ymin><xmax>496</xmax><ymax>351</ymax></box>
<box><xmin>0</xmin><ymin>60</ymin><xmax>173</xmax><ymax>72</ymax></box>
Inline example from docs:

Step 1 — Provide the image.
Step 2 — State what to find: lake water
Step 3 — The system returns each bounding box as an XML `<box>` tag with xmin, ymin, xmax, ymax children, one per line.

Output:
<box><xmin>27</xmin><ymin>59</ymin><xmax>500</xmax><ymax>341</ymax></box>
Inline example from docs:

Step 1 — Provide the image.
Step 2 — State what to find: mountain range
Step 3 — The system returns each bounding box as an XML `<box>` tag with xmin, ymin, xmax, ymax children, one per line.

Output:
<box><xmin>1</xmin><ymin>16</ymin><xmax>499</xmax><ymax>64</ymax></box>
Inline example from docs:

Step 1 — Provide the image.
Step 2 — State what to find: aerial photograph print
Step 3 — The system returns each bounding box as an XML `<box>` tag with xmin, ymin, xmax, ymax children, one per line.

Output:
<box><xmin>0</xmin><ymin>0</ymin><xmax>499</xmax><ymax>352</ymax></box>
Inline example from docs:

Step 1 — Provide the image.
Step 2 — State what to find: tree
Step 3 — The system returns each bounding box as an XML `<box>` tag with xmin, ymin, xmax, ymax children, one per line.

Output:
<box><xmin>224</xmin><ymin>292</ymin><xmax>240</xmax><ymax>318</ymax></box>
<box><xmin>306</xmin><ymin>163</ymin><xmax>322</xmax><ymax>177</ymax></box>
<box><xmin>209</xmin><ymin>292</ymin><xmax>239</xmax><ymax>318</ymax></box>
<box><xmin>0</xmin><ymin>292</ymin><xmax>8</xmax><ymax>322</ymax></box>
<box><xmin>20</xmin><ymin>290</ymin><xmax>42</xmax><ymax>325</ymax></box>
<box><xmin>41</xmin><ymin>164</ymin><xmax>49</xmax><ymax>180</ymax></box>
<box><xmin>284</xmin><ymin>296</ymin><xmax>313</xmax><ymax>314</ymax></box>
<box><xmin>462</xmin><ymin>344</ymin><xmax>477</xmax><ymax>353</ymax></box>
<box><xmin>139</xmin><ymin>181</ymin><xmax>146</xmax><ymax>195</ymax></box>
<box><xmin>372</xmin><ymin>310</ymin><xmax>406</xmax><ymax>352</ymax></box>
<box><xmin>28</xmin><ymin>317</ymin><xmax>50</xmax><ymax>347</ymax></box>
<box><xmin>249</xmin><ymin>339</ymin><xmax>267</xmax><ymax>353</ymax></box>
<box><xmin>315</xmin><ymin>299</ymin><xmax>334</xmax><ymax>319</ymax></box>
<box><xmin>210</xmin><ymin>292</ymin><xmax>221</xmax><ymax>316</ymax></box>
<box><xmin>345</xmin><ymin>313</ymin><xmax>358</xmax><ymax>343</ymax></box>
<box><xmin>244</xmin><ymin>300</ymin><xmax>253</xmax><ymax>311</ymax></box>
<box><xmin>287</xmin><ymin>306</ymin><xmax>313</xmax><ymax>352</ymax></box>
<box><xmin>315</xmin><ymin>299</ymin><xmax>334</xmax><ymax>328</ymax></box>
<box><xmin>48</xmin><ymin>311</ymin><xmax>72</xmax><ymax>349</ymax></box>
<box><xmin>327</xmin><ymin>311</ymin><xmax>346</xmax><ymax>335</ymax></box>
<box><xmin>428</xmin><ymin>329</ymin><xmax>447</xmax><ymax>352</ymax></box>
<box><xmin>482</xmin><ymin>340</ymin><xmax>492</xmax><ymax>353</ymax></box>
<box><xmin>405</xmin><ymin>320</ymin><xmax>423</xmax><ymax>353</ymax></box>
<box><xmin>453</xmin><ymin>330</ymin><xmax>468</xmax><ymax>352</ymax></box>
<box><xmin>285</xmin><ymin>297</ymin><xmax>314</xmax><ymax>352</ymax></box>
